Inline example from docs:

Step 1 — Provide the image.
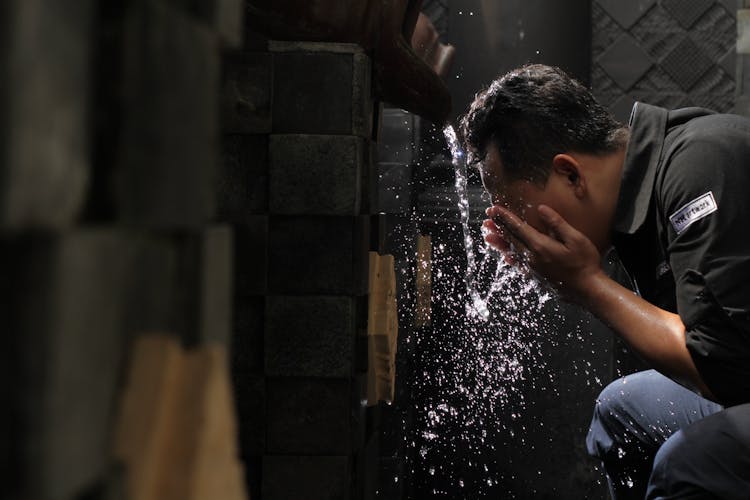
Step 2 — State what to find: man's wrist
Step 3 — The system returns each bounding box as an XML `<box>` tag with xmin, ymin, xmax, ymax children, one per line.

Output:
<box><xmin>570</xmin><ymin>267</ymin><xmax>610</xmax><ymax>310</ymax></box>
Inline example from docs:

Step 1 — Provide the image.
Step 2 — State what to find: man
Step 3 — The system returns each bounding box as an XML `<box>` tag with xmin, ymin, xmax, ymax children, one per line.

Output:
<box><xmin>461</xmin><ymin>64</ymin><xmax>750</xmax><ymax>499</ymax></box>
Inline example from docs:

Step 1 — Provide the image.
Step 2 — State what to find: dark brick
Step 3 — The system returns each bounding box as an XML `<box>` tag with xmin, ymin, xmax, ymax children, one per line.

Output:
<box><xmin>361</xmin><ymin>140</ymin><xmax>379</xmax><ymax>216</ymax></box>
<box><xmin>197</xmin><ymin>225</ymin><xmax>233</xmax><ymax>345</ymax></box>
<box><xmin>118</xmin><ymin>227</ymin><xmax>232</xmax><ymax>347</ymax></box>
<box><xmin>266</xmin><ymin>377</ymin><xmax>352</xmax><ymax>454</ymax></box>
<box><xmin>352</xmin><ymin>374</ymin><xmax>368</xmax><ymax>453</ymax></box>
<box><xmin>231</xmin><ymin>296</ymin><xmax>264</xmax><ymax>374</ymax></box>
<box><xmin>241</xmin><ymin>456</ymin><xmax>263</xmax><ymax>500</ymax></box>
<box><xmin>268</xmin><ymin>215</ymin><xmax>369</xmax><ymax>295</ymax></box>
<box><xmin>165</xmin><ymin>0</ymin><xmax>244</xmax><ymax>47</ymax></box>
<box><xmin>119</xmin><ymin>234</ymin><xmax>183</xmax><ymax>338</ymax></box>
<box><xmin>115</xmin><ymin>0</ymin><xmax>219</xmax><ymax>228</ymax></box>
<box><xmin>355</xmin><ymin>334</ymin><xmax>369</xmax><ymax>375</ymax></box>
<box><xmin>265</xmin><ymin>296</ymin><xmax>356</xmax><ymax>377</ymax></box>
<box><xmin>2</xmin><ymin>228</ymin><xmax>233</xmax><ymax>497</ymax></box>
<box><xmin>270</xmin><ymin>41</ymin><xmax>373</xmax><ymax>137</ymax></box>
<box><xmin>0</xmin><ymin>0</ymin><xmax>94</xmax><ymax>229</ymax></box>
<box><xmin>354</xmin><ymin>435</ymin><xmax>379</xmax><ymax>500</ymax></box>
<box><xmin>218</xmin><ymin>134</ymin><xmax>269</xmax><ymax>220</ymax></box>
<box><xmin>2</xmin><ymin>231</ymin><xmax>132</xmax><ymax>499</ymax></box>
<box><xmin>222</xmin><ymin>52</ymin><xmax>272</xmax><ymax>133</ymax></box>
<box><xmin>212</xmin><ymin>0</ymin><xmax>244</xmax><ymax>47</ymax></box>
<box><xmin>233</xmin><ymin>215</ymin><xmax>268</xmax><ymax>296</ymax></box>
<box><xmin>231</xmin><ymin>373</ymin><xmax>265</xmax><ymax>457</ymax></box>
<box><xmin>269</xmin><ymin>134</ymin><xmax>367</xmax><ymax>215</ymax></box>
<box><xmin>263</xmin><ymin>455</ymin><xmax>350</xmax><ymax>500</ymax></box>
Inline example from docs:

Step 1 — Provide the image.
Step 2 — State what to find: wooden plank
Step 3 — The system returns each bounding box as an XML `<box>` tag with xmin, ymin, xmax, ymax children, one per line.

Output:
<box><xmin>113</xmin><ymin>335</ymin><xmax>247</xmax><ymax>500</ymax></box>
<box><xmin>367</xmin><ymin>252</ymin><xmax>399</xmax><ymax>404</ymax></box>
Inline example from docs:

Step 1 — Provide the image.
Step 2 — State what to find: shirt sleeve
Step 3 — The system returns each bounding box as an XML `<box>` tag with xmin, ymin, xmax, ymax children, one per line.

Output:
<box><xmin>659</xmin><ymin>128</ymin><xmax>750</xmax><ymax>406</ymax></box>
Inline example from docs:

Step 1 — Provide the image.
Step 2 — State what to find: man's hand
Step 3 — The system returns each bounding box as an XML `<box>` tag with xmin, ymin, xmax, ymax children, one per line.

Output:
<box><xmin>484</xmin><ymin>204</ymin><xmax>717</xmax><ymax>400</ymax></box>
<box><xmin>483</xmin><ymin>204</ymin><xmax>603</xmax><ymax>302</ymax></box>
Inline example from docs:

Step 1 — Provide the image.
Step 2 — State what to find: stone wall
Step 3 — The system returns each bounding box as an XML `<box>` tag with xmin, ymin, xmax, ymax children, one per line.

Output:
<box><xmin>221</xmin><ymin>36</ymin><xmax>384</xmax><ymax>499</ymax></box>
<box><xmin>1</xmin><ymin>1</ymin><xmax>239</xmax><ymax>498</ymax></box>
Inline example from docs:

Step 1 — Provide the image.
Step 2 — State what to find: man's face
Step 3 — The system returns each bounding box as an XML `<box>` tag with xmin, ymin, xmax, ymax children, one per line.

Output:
<box><xmin>480</xmin><ymin>145</ymin><xmax>554</xmax><ymax>234</ymax></box>
<box><xmin>479</xmin><ymin>143</ymin><xmax>591</xmax><ymax>250</ymax></box>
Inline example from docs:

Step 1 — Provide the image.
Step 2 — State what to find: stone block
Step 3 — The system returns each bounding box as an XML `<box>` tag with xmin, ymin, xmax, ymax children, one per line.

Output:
<box><xmin>2</xmin><ymin>226</ymin><xmax>236</xmax><ymax>498</ymax></box>
<box><xmin>0</xmin><ymin>0</ymin><xmax>94</xmax><ymax>229</ymax></box>
<box><xmin>265</xmin><ymin>296</ymin><xmax>356</xmax><ymax>377</ymax></box>
<box><xmin>370</xmin><ymin>213</ymin><xmax>387</xmax><ymax>255</ymax></box>
<box><xmin>165</xmin><ymin>0</ymin><xmax>244</xmax><ymax>47</ymax></box>
<box><xmin>213</xmin><ymin>0</ymin><xmax>244</xmax><ymax>47</ymax></box>
<box><xmin>222</xmin><ymin>53</ymin><xmax>272</xmax><ymax>133</ymax></box>
<box><xmin>268</xmin><ymin>215</ymin><xmax>369</xmax><ymax>295</ymax></box>
<box><xmin>352</xmin><ymin>374</ymin><xmax>369</xmax><ymax>453</ymax></box>
<box><xmin>377</xmin><ymin>163</ymin><xmax>413</xmax><ymax>214</ymax></box>
<box><xmin>119</xmin><ymin>234</ymin><xmax>193</xmax><ymax>344</ymax></box>
<box><xmin>197</xmin><ymin>225</ymin><xmax>233</xmax><ymax>345</ymax></box>
<box><xmin>231</xmin><ymin>296</ymin><xmax>264</xmax><ymax>375</ymax></box>
<box><xmin>2</xmin><ymin>231</ymin><xmax>132</xmax><ymax>500</ymax></box>
<box><xmin>263</xmin><ymin>455</ymin><xmax>350</xmax><ymax>500</ymax></box>
<box><xmin>233</xmin><ymin>215</ymin><xmax>268</xmax><ymax>297</ymax></box>
<box><xmin>270</xmin><ymin>41</ymin><xmax>373</xmax><ymax>137</ymax></box>
<box><xmin>354</xmin><ymin>435</ymin><xmax>379</xmax><ymax>500</ymax></box>
<box><xmin>241</xmin><ymin>456</ymin><xmax>262</xmax><ymax>500</ymax></box>
<box><xmin>269</xmin><ymin>134</ymin><xmax>367</xmax><ymax>215</ymax></box>
<box><xmin>356</xmin><ymin>333</ymin><xmax>369</xmax><ymax>375</ymax></box>
<box><xmin>231</xmin><ymin>373</ymin><xmax>265</xmax><ymax>457</ymax></box>
<box><xmin>115</xmin><ymin>0</ymin><xmax>219</xmax><ymax>228</ymax></box>
<box><xmin>218</xmin><ymin>134</ymin><xmax>269</xmax><ymax>219</ymax></box>
<box><xmin>361</xmin><ymin>140</ymin><xmax>379</xmax><ymax>216</ymax></box>
<box><xmin>266</xmin><ymin>378</ymin><xmax>352</xmax><ymax>454</ymax></box>
<box><xmin>120</xmin><ymin>227</ymin><xmax>232</xmax><ymax>347</ymax></box>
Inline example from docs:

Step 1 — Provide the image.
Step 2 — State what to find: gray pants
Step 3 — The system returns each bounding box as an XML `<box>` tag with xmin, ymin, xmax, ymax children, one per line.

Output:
<box><xmin>586</xmin><ymin>370</ymin><xmax>750</xmax><ymax>499</ymax></box>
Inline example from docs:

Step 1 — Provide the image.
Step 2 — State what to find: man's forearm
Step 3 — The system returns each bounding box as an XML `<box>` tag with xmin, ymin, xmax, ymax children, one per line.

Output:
<box><xmin>580</xmin><ymin>270</ymin><xmax>716</xmax><ymax>400</ymax></box>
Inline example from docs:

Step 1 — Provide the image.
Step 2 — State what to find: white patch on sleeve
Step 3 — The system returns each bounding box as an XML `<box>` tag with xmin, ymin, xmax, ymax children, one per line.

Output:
<box><xmin>668</xmin><ymin>191</ymin><xmax>717</xmax><ymax>234</ymax></box>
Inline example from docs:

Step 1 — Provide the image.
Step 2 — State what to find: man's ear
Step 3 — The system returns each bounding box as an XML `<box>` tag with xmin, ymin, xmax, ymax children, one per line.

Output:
<box><xmin>552</xmin><ymin>154</ymin><xmax>585</xmax><ymax>198</ymax></box>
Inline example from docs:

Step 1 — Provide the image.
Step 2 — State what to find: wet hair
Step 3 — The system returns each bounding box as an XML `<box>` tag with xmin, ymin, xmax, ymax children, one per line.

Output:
<box><xmin>459</xmin><ymin>64</ymin><xmax>629</xmax><ymax>185</ymax></box>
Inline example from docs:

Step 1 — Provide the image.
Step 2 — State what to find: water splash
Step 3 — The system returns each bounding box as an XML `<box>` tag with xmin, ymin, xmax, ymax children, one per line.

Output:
<box><xmin>443</xmin><ymin>125</ymin><xmax>492</xmax><ymax>321</ymax></box>
<box><xmin>386</xmin><ymin>124</ymin><xmax>606</xmax><ymax>497</ymax></box>
<box><xmin>390</xmin><ymin>126</ymin><xmax>563</xmax><ymax>496</ymax></box>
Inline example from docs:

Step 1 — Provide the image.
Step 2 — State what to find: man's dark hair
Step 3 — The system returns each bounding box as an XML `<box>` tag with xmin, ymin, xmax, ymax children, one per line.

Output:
<box><xmin>459</xmin><ymin>64</ymin><xmax>628</xmax><ymax>185</ymax></box>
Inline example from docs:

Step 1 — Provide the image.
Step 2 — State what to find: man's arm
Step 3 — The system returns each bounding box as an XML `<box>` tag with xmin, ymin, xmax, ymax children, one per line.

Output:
<box><xmin>485</xmin><ymin>204</ymin><xmax>716</xmax><ymax>400</ymax></box>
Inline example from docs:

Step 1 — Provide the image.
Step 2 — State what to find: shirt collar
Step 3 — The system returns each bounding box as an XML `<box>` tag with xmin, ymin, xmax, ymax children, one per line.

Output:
<box><xmin>613</xmin><ymin>102</ymin><xmax>669</xmax><ymax>235</ymax></box>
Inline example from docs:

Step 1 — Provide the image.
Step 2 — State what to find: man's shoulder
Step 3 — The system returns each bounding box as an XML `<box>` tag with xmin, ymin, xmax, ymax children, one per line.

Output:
<box><xmin>663</xmin><ymin>110</ymin><xmax>750</xmax><ymax>162</ymax></box>
<box><xmin>675</xmin><ymin>110</ymin><xmax>750</xmax><ymax>138</ymax></box>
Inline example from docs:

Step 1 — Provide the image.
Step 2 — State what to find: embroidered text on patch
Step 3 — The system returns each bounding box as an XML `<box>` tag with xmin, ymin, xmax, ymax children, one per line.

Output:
<box><xmin>669</xmin><ymin>191</ymin><xmax>717</xmax><ymax>234</ymax></box>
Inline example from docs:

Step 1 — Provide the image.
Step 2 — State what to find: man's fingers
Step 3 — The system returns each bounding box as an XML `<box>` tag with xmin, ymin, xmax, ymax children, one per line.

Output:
<box><xmin>487</xmin><ymin>205</ymin><xmax>547</xmax><ymax>253</ymax></box>
<box><xmin>537</xmin><ymin>204</ymin><xmax>581</xmax><ymax>243</ymax></box>
<box><xmin>482</xmin><ymin>219</ymin><xmax>510</xmax><ymax>252</ymax></box>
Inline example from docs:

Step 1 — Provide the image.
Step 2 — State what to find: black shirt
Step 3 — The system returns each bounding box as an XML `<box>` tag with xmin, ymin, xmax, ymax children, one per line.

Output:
<box><xmin>613</xmin><ymin>102</ymin><xmax>750</xmax><ymax>406</ymax></box>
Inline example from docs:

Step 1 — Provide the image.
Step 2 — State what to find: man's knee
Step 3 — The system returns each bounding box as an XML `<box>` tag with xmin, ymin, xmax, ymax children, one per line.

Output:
<box><xmin>586</xmin><ymin>377</ymin><xmax>634</xmax><ymax>458</ymax></box>
<box><xmin>587</xmin><ymin>371</ymin><xmax>673</xmax><ymax>460</ymax></box>
<box><xmin>648</xmin><ymin>428</ymin><xmax>714</xmax><ymax>499</ymax></box>
<box><xmin>648</xmin><ymin>406</ymin><xmax>750</xmax><ymax>499</ymax></box>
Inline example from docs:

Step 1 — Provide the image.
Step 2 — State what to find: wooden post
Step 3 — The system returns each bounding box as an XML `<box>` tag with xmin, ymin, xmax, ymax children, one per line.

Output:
<box><xmin>113</xmin><ymin>335</ymin><xmax>248</xmax><ymax>500</ymax></box>
<box><xmin>367</xmin><ymin>252</ymin><xmax>399</xmax><ymax>405</ymax></box>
